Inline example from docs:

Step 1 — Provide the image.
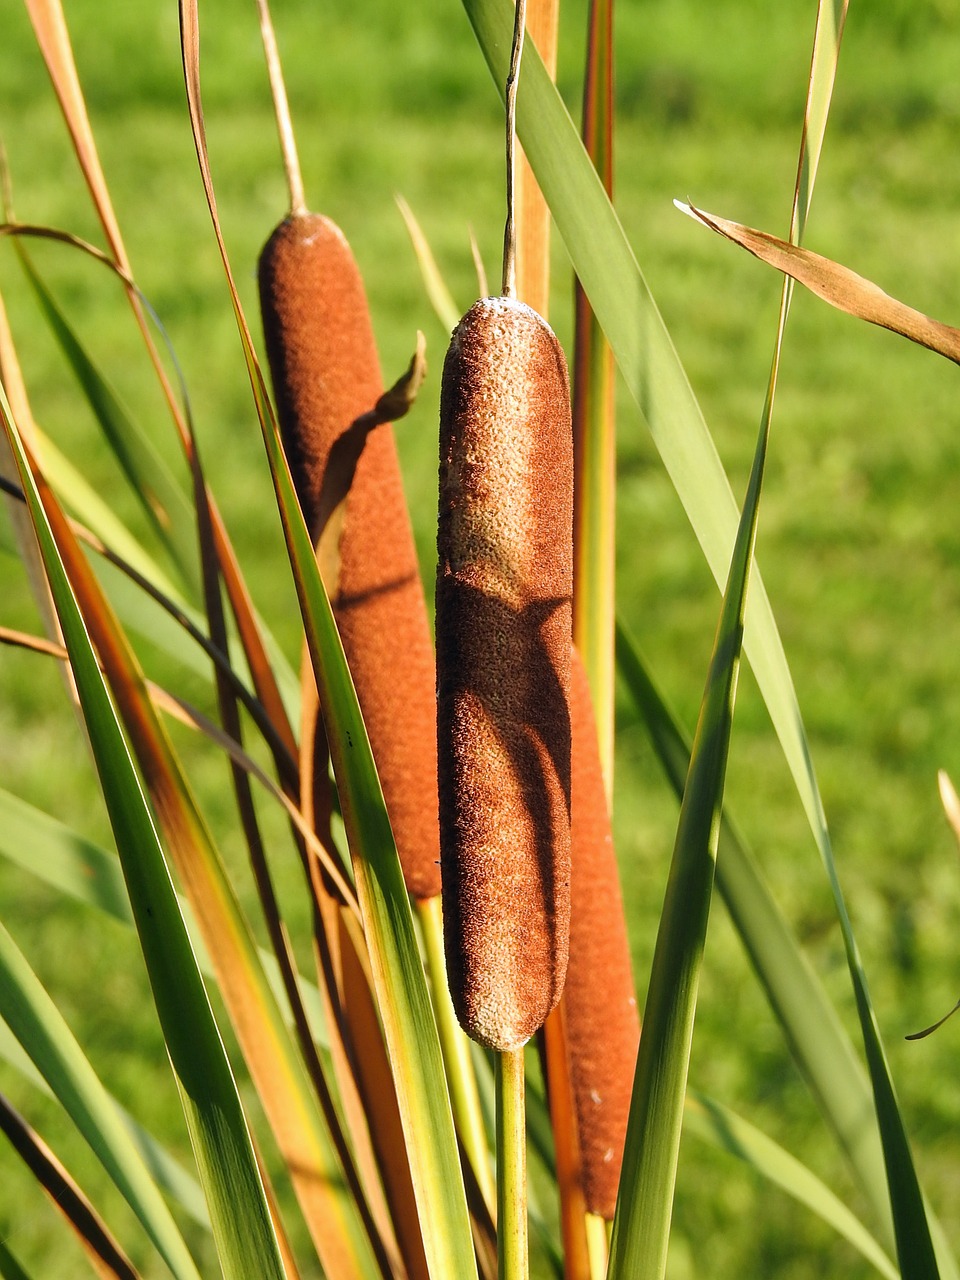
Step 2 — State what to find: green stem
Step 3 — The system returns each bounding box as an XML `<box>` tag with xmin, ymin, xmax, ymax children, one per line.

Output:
<box><xmin>418</xmin><ymin>896</ymin><xmax>496</xmax><ymax>1216</ymax></box>
<box><xmin>496</xmin><ymin>1047</ymin><xmax>528</xmax><ymax>1280</ymax></box>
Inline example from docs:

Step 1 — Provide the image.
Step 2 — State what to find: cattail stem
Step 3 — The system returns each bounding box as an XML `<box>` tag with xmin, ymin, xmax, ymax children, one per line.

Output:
<box><xmin>256</xmin><ymin>0</ymin><xmax>306</xmax><ymax>215</ymax></box>
<box><xmin>585</xmin><ymin>1212</ymin><xmax>609</xmax><ymax>1278</ymax></box>
<box><xmin>418</xmin><ymin>896</ymin><xmax>496</xmax><ymax>1217</ymax></box>
<box><xmin>496</xmin><ymin>1048</ymin><xmax>528</xmax><ymax>1280</ymax></box>
<box><xmin>501</xmin><ymin>0</ymin><xmax>528</xmax><ymax>298</ymax></box>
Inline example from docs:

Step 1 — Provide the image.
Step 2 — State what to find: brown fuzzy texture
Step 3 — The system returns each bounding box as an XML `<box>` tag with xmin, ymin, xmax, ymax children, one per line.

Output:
<box><xmin>259</xmin><ymin>212</ymin><xmax>441</xmax><ymax>900</ymax></box>
<box><xmin>565</xmin><ymin>649</ymin><xmax>639</xmax><ymax>1218</ymax></box>
<box><xmin>437</xmin><ymin>296</ymin><xmax>573</xmax><ymax>1052</ymax></box>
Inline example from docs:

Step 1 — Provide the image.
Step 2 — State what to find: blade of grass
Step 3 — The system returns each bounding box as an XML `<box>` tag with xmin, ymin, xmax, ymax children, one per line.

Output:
<box><xmin>0</xmin><ymin>1020</ymin><xmax>209</xmax><ymax>1233</ymax></box>
<box><xmin>608</xmin><ymin>326</ymin><xmax>776</xmax><ymax>1277</ymax></box>
<box><xmin>179</xmin><ymin>4</ymin><xmax>479</xmax><ymax>1275</ymax></box>
<box><xmin>676</xmin><ymin>1</ymin><xmax>942</xmax><ymax>1269</ymax></box>
<box><xmin>684</xmin><ymin>1093</ymin><xmax>898</xmax><ymax>1280</ymax></box>
<box><xmin>1</xmin><ymin>382</ymin><xmax>287</xmax><ymax>1280</ymax></box>
<box><xmin>6</xmin><ymin>414</ymin><xmax>380</xmax><ymax>1279</ymax></box>
<box><xmin>16</xmin><ymin>250</ymin><xmax>198</xmax><ymax>593</ymax></box>
<box><xmin>32</xmin><ymin>427</ymin><xmax>185</xmax><ymax>606</ymax></box>
<box><xmin>614</xmin><ymin>620</ymin><xmax>896</xmax><ymax>1253</ymax></box>
<box><xmin>395</xmin><ymin>196</ymin><xmax>461</xmax><ymax>334</ymax></box>
<box><xmin>0</xmin><ymin>287</ymin><xmax>63</xmax><ymax>652</ymax></box>
<box><xmin>0</xmin><ymin>1093</ymin><xmax>140</xmax><ymax>1280</ymax></box>
<box><xmin>418</xmin><ymin>895</ymin><xmax>496</xmax><ymax>1220</ymax></box>
<box><xmin>0</xmin><ymin>223</ymin><xmax>301</xmax><ymax>737</ymax></box>
<box><xmin>0</xmin><ymin>1238</ymin><xmax>33</xmax><ymax>1280</ymax></box>
<box><xmin>0</xmin><ymin>783</ymin><xmax>333</xmax><ymax>1043</ymax></box>
<box><xmin>619</xmin><ymin>632</ymin><xmax>960</xmax><ymax>1278</ymax></box>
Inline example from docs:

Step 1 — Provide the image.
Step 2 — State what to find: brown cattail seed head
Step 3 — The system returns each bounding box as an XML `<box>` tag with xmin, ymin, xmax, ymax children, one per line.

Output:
<box><xmin>565</xmin><ymin>649</ymin><xmax>639</xmax><ymax>1219</ymax></box>
<box><xmin>437</xmin><ymin>296</ymin><xmax>573</xmax><ymax>1052</ymax></box>
<box><xmin>259</xmin><ymin>212</ymin><xmax>441</xmax><ymax>899</ymax></box>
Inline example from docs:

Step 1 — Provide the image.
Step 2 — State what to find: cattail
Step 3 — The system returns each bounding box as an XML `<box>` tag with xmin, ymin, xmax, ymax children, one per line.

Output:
<box><xmin>565</xmin><ymin>648</ymin><xmax>639</xmax><ymax>1219</ymax></box>
<box><xmin>437</xmin><ymin>295</ymin><xmax>573</xmax><ymax>1052</ymax></box>
<box><xmin>258</xmin><ymin>211</ymin><xmax>441</xmax><ymax>900</ymax></box>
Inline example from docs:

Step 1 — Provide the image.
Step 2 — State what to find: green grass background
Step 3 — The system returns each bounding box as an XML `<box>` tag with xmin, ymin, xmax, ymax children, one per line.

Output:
<box><xmin>1</xmin><ymin>0</ymin><xmax>960</xmax><ymax>1275</ymax></box>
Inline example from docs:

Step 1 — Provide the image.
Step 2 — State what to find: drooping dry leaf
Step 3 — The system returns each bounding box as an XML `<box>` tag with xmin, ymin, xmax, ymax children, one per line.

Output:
<box><xmin>677</xmin><ymin>202</ymin><xmax>960</xmax><ymax>365</ymax></box>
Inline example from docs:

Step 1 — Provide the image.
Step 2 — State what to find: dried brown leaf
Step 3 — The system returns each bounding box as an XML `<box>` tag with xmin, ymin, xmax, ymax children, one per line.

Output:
<box><xmin>678</xmin><ymin>202</ymin><xmax>960</xmax><ymax>365</ymax></box>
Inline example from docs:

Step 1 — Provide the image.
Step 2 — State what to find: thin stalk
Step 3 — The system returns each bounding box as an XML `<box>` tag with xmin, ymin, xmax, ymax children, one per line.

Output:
<box><xmin>501</xmin><ymin>0</ymin><xmax>528</xmax><ymax>297</ymax></box>
<box><xmin>256</xmin><ymin>0</ymin><xmax>307</xmax><ymax>215</ymax></box>
<box><xmin>496</xmin><ymin>1048</ymin><xmax>528</xmax><ymax>1280</ymax></box>
<box><xmin>418</xmin><ymin>897</ymin><xmax>497</xmax><ymax>1218</ymax></box>
<box><xmin>572</xmin><ymin>0</ymin><xmax>616</xmax><ymax>800</ymax></box>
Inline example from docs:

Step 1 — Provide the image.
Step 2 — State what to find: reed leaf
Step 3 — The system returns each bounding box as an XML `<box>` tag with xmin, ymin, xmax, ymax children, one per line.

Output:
<box><xmin>4</xmin><ymin>400</ymin><xmax>374</xmax><ymax>1279</ymax></box>
<box><xmin>608</xmin><ymin>311</ymin><xmax>774</xmax><ymax>1277</ymax></box>
<box><xmin>0</xmin><ymin>1238</ymin><xmax>33</xmax><ymax>1280</ymax></box>
<box><xmin>0</xmin><ymin>382</ymin><xmax>292</xmax><ymax>1279</ymax></box>
<box><xmin>571</xmin><ymin>0</ymin><xmax>616</xmax><ymax>796</ymax></box>
<box><xmin>16</xmin><ymin>251</ymin><xmax>198</xmax><ymax>593</ymax></box>
<box><xmin>614</xmin><ymin>621</ymin><xmax>896</xmax><ymax>1251</ymax></box>
<box><xmin>677</xmin><ymin>203</ymin><xmax>960</xmax><ymax>366</ymax></box>
<box><xmin>685</xmin><ymin>1094</ymin><xmax>897</xmax><ymax>1280</ymax></box>
<box><xmin>0</xmin><ymin>1093</ymin><xmax>140</xmax><ymax>1280</ymax></box>
<box><xmin>0</xmin><ymin>785</ymin><xmax>330</xmax><ymax>1047</ymax></box>
<box><xmin>0</xmin><ymin>1019</ymin><xmax>209</xmax><ymax>1234</ymax></box>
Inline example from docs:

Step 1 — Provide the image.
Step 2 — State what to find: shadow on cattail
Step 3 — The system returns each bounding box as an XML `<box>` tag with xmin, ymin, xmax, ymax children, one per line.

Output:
<box><xmin>438</xmin><ymin>583</ymin><xmax>572</xmax><ymax>1051</ymax></box>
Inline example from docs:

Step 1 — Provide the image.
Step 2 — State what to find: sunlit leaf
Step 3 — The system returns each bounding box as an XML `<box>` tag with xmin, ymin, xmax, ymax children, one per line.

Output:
<box><xmin>677</xmin><ymin>202</ymin><xmax>960</xmax><ymax>365</ymax></box>
<box><xmin>0</xmin><ymin>380</ymin><xmax>285</xmax><ymax>1279</ymax></box>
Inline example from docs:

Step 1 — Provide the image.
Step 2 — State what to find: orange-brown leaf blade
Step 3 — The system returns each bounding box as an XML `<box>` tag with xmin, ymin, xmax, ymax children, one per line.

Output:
<box><xmin>677</xmin><ymin>202</ymin><xmax>960</xmax><ymax>365</ymax></box>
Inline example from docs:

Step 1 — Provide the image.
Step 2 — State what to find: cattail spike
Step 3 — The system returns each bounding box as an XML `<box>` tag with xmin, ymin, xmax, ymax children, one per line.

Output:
<box><xmin>259</xmin><ymin>211</ymin><xmax>442</xmax><ymax>901</ymax></box>
<box><xmin>437</xmin><ymin>295</ymin><xmax>573</xmax><ymax>1052</ymax></box>
<box><xmin>565</xmin><ymin>647</ymin><xmax>639</xmax><ymax>1218</ymax></box>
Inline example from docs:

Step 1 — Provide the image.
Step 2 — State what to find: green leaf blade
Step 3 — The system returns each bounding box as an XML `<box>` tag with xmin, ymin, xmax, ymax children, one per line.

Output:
<box><xmin>0</xmin><ymin>381</ymin><xmax>287</xmax><ymax>1280</ymax></box>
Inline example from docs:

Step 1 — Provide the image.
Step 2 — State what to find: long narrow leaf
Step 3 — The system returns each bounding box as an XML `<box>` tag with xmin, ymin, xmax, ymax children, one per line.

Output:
<box><xmin>0</xmin><ymin>1238</ymin><xmax>33</xmax><ymax>1280</ymax></box>
<box><xmin>0</xmin><ymin>387</ymin><xmax>283</xmax><ymax>1280</ymax></box>
<box><xmin>685</xmin><ymin>1093</ymin><xmax>898</xmax><ymax>1280</ymax></box>
<box><xmin>0</xmin><ymin>785</ymin><xmax>330</xmax><ymax>1046</ymax></box>
<box><xmin>571</xmin><ymin>0</ymin><xmax>616</xmax><ymax>795</ymax></box>
<box><xmin>678</xmin><ymin>203</ymin><xmax>960</xmax><ymax>366</ymax></box>
<box><xmin>608</xmin><ymin>337</ymin><xmax>774</xmax><ymax>1277</ymax></box>
<box><xmin>17</xmin><ymin>251</ymin><xmax>198</xmax><ymax>592</ymax></box>
<box><xmin>614</xmin><ymin>621</ymin><xmax>896</xmax><ymax>1251</ymax></box>
<box><xmin>0</xmin><ymin>1092</ymin><xmax>140</xmax><ymax>1280</ymax></box>
<box><xmin>0</xmin><ymin>1020</ymin><xmax>209</xmax><ymax>1233</ymax></box>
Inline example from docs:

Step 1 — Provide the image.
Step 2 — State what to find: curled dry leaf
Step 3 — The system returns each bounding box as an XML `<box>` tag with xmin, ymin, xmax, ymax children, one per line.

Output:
<box><xmin>676</xmin><ymin>201</ymin><xmax>960</xmax><ymax>366</ymax></box>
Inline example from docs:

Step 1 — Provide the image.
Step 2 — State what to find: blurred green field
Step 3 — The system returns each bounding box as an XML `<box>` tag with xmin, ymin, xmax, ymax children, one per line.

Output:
<box><xmin>1</xmin><ymin>0</ymin><xmax>960</xmax><ymax>1275</ymax></box>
